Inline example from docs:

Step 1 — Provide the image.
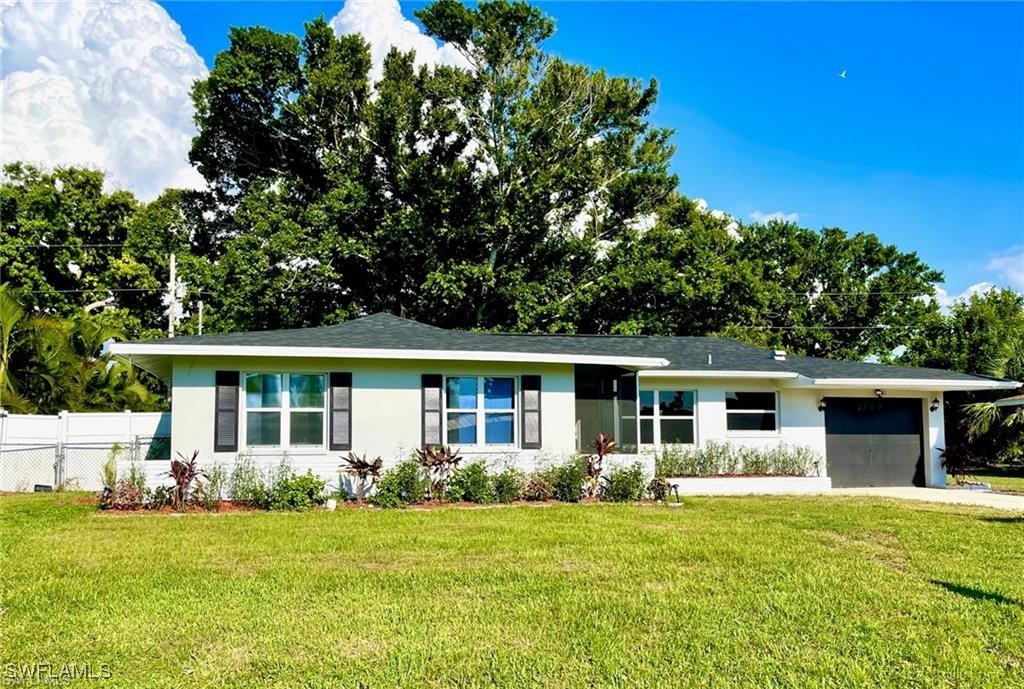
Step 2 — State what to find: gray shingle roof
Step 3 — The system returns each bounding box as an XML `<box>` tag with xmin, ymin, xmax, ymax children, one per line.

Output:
<box><xmin>121</xmin><ymin>312</ymin><xmax>1005</xmax><ymax>383</ymax></box>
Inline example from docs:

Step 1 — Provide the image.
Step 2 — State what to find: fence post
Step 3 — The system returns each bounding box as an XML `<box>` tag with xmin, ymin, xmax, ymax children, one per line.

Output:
<box><xmin>56</xmin><ymin>410</ymin><xmax>69</xmax><ymax>489</ymax></box>
<box><xmin>0</xmin><ymin>408</ymin><xmax>7</xmax><ymax>491</ymax></box>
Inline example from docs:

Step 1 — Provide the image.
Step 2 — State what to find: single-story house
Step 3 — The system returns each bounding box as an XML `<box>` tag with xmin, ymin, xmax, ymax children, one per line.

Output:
<box><xmin>111</xmin><ymin>313</ymin><xmax>1019</xmax><ymax>491</ymax></box>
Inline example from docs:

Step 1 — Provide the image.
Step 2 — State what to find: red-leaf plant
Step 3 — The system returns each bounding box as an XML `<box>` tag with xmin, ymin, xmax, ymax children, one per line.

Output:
<box><xmin>167</xmin><ymin>450</ymin><xmax>204</xmax><ymax>511</ymax></box>
<box><xmin>414</xmin><ymin>445</ymin><xmax>463</xmax><ymax>499</ymax></box>
<box><xmin>584</xmin><ymin>433</ymin><xmax>617</xmax><ymax>498</ymax></box>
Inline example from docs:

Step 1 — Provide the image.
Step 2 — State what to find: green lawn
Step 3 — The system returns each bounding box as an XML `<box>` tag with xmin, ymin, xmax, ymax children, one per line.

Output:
<box><xmin>2</xmin><ymin>494</ymin><xmax>1022</xmax><ymax>688</ymax></box>
<box><xmin>977</xmin><ymin>473</ymin><xmax>1024</xmax><ymax>495</ymax></box>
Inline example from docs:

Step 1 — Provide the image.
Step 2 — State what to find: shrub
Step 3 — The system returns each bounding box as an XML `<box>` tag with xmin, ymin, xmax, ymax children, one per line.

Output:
<box><xmin>339</xmin><ymin>452</ymin><xmax>384</xmax><ymax>501</ymax></box>
<box><xmin>521</xmin><ymin>472</ymin><xmax>553</xmax><ymax>501</ymax></box>
<box><xmin>445</xmin><ymin>461</ymin><xmax>496</xmax><ymax>504</ymax></box>
<box><xmin>656</xmin><ymin>442</ymin><xmax>816</xmax><ymax>478</ymax></box>
<box><xmin>371</xmin><ymin>459</ymin><xmax>427</xmax><ymax>508</ymax></box>
<box><xmin>126</xmin><ymin>462</ymin><xmax>147</xmax><ymax>492</ymax></box>
<box><xmin>940</xmin><ymin>445</ymin><xmax>976</xmax><ymax>485</ymax></box>
<box><xmin>100</xmin><ymin>479</ymin><xmax>145</xmax><ymax>510</ymax></box>
<box><xmin>647</xmin><ymin>476</ymin><xmax>671</xmax><ymax>502</ymax></box>
<box><xmin>100</xmin><ymin>443</ymin><xmax>123</xmax><ymax>490</ymax></box>
<box><xmin>492</xmin><ymin>468</ymin><xmax>522</xmax><ymax>503</ymax></box>
<box><xmin>147</xmin><ymin>485</ymin><xmax>174</xmax><ymax>509</ymax></box>
<box><xmin>583</xmin><ymin>433</ymin><xmax>616</xmax><ymax>498</ymax></box>
<box><xmin>229</xmin><ymin>455</ymin><xmax>267</xmax><ymax>508</ymax></box>
<box><xmin>415</xmin><ymin>445</ymin><xmax>463</xmax><ymax>498</ymax></box>
<box><xmin>193</xmin><ymin>463</ymin><xmax>227</xmax><ymax>511</ymax></box>
<box><xmin>599</xmin><ymin>463</ymin><xmax>646</xmax><ymax>502</ymax></box>
<box><xmin>550</xmin><ymin>460</ymin><xmax>585</xmax><ymax>503</ymax></box>
<box><xmin>267</xmin><ymin>470</ymin><xmax>326</xmax><ymax>511</ymax></box>
<box><xmin>167</xmin><ymin>450</ymin><xmax>203</xmax><ymax>511</ymax></box>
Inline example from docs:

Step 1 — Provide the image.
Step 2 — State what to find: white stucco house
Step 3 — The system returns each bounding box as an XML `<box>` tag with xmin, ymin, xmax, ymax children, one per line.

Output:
<box><xmin>111</xmin><ymin>313</ymin><xmax>1018</xmax><ymax>493</ymax></box>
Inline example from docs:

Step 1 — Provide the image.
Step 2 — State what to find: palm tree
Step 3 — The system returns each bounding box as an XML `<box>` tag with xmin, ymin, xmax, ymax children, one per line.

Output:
<box><xmin>963</xmin><ymin>333</ymin><xmax>1024</xmax><ymax>439</ymax></box>
<box><xmin>0</xmin><ymin>284</ymin><xmax>68</xmax><ymax>412</ymax></box>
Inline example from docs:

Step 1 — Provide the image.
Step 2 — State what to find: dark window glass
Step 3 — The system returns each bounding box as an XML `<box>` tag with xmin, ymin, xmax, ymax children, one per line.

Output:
<box><xmin>660</xmin><ymin>419</ymin><xmax>695</xmax><ymax>444</ymax></box>
<box><xmin>659</xmin><ymin>391</ymin><xmax>694</xmax><ymax>416</ymax></box>
<box><xmin>726</xmin><ymin>412</ymin><xmax>777</xmax><ymax>432</ymax></box>
<box><xmin>640</xmin><ymin>419</ymin><xmax>654</xmax><ymax>444</ymax></box>
<box><xmin>289</xmin><ymin>411</ymin><xmax>323</xmax><ymax>445</ymax></box>
<box><xmin>639</xmin><ymin>390</ymin><xmax>655</xmax><ymax>416</ymax></box>
<box><xmin>725</xmin><ymin>392</ymin><xmax>776</xmax><ymax>411</ymax></box>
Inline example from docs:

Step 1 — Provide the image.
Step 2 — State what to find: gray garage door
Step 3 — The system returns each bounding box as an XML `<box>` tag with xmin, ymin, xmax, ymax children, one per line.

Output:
<box><xmin>824</xmin><ymin>398</ymin><xmax>925</xmax><ymax>488</ymax></box>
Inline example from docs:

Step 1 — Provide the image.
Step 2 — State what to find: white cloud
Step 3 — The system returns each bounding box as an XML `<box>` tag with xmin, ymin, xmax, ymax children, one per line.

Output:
<box><xmin>987</xmin><ymin>247</ymin><xmax>1024</xmax><ymax>292</ymax></box>
<box><xmin>750</xmin><ymin>210</ymin><xmax>801</xmax><ymax>224</ymax></box>
<box><xmin>929</xmin><ymin>281</ymin><xmax>996</xmax><ymax>310</ymax></box>
<box><xmin>329</xmin><ymin>0</ymin><xmax>469</xmax><ymax>81</ymax></box>
<box><xmin>0</xmin><ymin>0</ymin><xmax>207</xmax><ymax>200</ymax></box>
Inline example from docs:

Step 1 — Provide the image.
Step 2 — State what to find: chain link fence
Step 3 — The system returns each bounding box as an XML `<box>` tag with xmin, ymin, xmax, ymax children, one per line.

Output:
<box><xmin>0</xmin><ymin>436</ymin><xmax>171</xmax><ymax>492</ymax></box>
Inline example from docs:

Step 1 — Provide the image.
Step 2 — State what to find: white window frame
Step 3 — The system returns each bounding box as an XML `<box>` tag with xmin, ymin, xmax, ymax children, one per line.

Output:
<box><xmin>443</xmin><ymin>375</ymin><xmax>518</xmax><ymax>450</ymax></box>
<box><xmin>639</xmin><ymin>388</ymin><xmax>697</xmax><ymax>448</ymax></box>
<box><xmin>241</xmin><ymin>372</ymin><xmax>328</xmax><ymax>451</ymax></box>
<box><xmin>725</xmin><ymin>391</ymin><xmax>780</xmax><ymax>434</ymax></box>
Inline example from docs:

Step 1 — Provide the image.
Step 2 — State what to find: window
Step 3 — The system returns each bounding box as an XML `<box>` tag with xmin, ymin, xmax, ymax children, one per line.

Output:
<box><xmin>639</xmin><ymin>390</ymin><xmax>695</xmax><ymax>446</ymax></box>
<box><xmin>445</xmin><ymin>376</ymin><xmax>516</xmax><ymax>446</ymax></box>
<box><xmin>244</xmin><ymin>373</ymin><xmax>326</xmax><ymax>448</ymax></box>
<box><xmin>725</xmin><ymin>392</ymin><xmax>778</xmax><ymax>432</ymax></box>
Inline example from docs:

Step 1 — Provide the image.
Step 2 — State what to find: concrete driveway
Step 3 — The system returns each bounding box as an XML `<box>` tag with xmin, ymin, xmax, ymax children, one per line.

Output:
<box><xmin>831</xmin><ymin>486</ymin><xmax>1024</xmax><ymax>512</ymax></box>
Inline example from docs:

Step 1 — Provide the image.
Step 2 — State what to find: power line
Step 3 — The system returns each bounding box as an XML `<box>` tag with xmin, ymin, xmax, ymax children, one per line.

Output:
<box><xmin>4</xmin><ymin>242</ymin><xmax>131</xmax><ymax>249</ymax></box>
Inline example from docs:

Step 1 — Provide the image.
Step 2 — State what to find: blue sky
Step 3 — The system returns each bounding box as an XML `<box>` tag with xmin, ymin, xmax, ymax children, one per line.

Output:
<box><xmin>160</xmin><ymin>1</ymin><xmax>1023</xmax><ymax>297</ymax></box>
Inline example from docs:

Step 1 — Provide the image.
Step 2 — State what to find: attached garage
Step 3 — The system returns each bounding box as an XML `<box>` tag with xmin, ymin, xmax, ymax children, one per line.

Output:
<box><xmin>824</xmin><ymin>397</ymin><xmax>925</xmax><ymax>488</ymax></box>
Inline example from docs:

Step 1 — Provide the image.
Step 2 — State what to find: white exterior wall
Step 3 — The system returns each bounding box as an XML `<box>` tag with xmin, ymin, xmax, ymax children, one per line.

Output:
<box><xmin>637</xmin><ymin>377</ymin><xmax>946</xmax><ymax>486</ymax></box>
<box><xmin>170</xmin><ymin>356</ymin><xmax>580</xmax><ymax>489</ymax></box>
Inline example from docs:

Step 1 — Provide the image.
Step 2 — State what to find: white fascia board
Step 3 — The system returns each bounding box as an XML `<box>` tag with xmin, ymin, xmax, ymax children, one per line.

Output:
<box><xmin>638</xmin><ymin>370</ymin><xmax>799</xmax><ymax>379</ymax></box>
<box><xmin>108</xmin><ymin>343</ymin><xmax>670</xmax><ymax>369</ymax></box>
<box><xmin>796</xmin><ymin>377</ymin><xmax>1021</xmax><ymax>391</ymax></box>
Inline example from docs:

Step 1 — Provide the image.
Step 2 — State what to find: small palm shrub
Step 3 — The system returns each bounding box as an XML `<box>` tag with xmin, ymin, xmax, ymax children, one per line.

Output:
<box><xmin>371</xmin><ymin>459</ymin><xmax>428</xmax><ymax>508</ymax></box>
<box><xmin>583</xmin><ymin>433</ymin><xmax>616</xmax><ymax>498</ymax></box>
<box><xmin>521</xmin><ymin>472</ymin><xmax>554</xmax><ymax>501</ymax></box>
<box><xmin>445</xmin><ymin>461</ymin><xmax>496</xmax><ymax>504</ymax></box>
<box><xmin>940</xmin><ymin>445</ymin><xmax>975</xmax><ymax>486</ymax></box>
<box><xmin>599</xmin><ymin>463</ymin><xmax>646</xmax><ymax>502</ymax></box>
<box><xmin>550</xmin><ymin>460</ymin><xmax>586</xmax><ymax>503</ymax></box>
<box><xmin>492</xmin><ymin>468</ymin><xmax>522</xmax><ymax>503</ymax></box>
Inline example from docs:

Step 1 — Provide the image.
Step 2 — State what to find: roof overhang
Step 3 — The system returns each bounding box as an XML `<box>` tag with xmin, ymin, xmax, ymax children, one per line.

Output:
<box><xmin>638</xmin><ymin>370</ymin><xmax>800</xmax><ymax>380</ymax></box>
<box><xmin>995</xmin><ymin>394</ymin><xmax>1024</xmax><ymax>408</ymax></box>
<box><xmin>109</xmin><ymin>343</ymin><xmax>670</xmax><ymax>381</ymax></box>
<box><xmin>782</xmin><ymin>376</ymin><xmax>1021</xmax><ymax>392</ymax></box>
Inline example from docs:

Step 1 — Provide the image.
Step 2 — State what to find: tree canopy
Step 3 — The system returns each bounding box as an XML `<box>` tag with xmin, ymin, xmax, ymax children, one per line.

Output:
<box><xmin>0</xmin><ymin>0</ymin><xmax>1016</xmax><ymax>432</ymax></box>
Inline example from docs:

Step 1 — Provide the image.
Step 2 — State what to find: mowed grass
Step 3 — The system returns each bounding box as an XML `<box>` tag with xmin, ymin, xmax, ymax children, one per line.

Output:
<box><xmin>2</xmin><ymin>494</ymin><xmax>1022</xmax><ymax>688</ymax></box>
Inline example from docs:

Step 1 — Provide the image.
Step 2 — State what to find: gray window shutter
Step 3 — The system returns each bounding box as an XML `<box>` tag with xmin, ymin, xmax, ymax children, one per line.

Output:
<box><xmin>329</xmin><ymin>372</ymin><xmax>352</xmax><ymax>451</ymax></box>
<box><xmin>214</xmin><ymin>371</ymin><xmax>239</xmax><ymax>453</ymax></box>
<box><xmin>521</xmin><ymin>375</ymin><xmax>542</xmax><ymax>449</ymax></box>
<box><xmin>422</xmin><ymin>374</ymin><xmax>443</xmax><ymax>448</ymax></box>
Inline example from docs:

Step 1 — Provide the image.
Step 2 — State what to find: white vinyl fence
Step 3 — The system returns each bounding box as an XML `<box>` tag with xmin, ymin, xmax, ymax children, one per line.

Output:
<box><xmin>0</xmin><ymin>410</ymin><xmax>170</xmax><ymax>492</ymax></box>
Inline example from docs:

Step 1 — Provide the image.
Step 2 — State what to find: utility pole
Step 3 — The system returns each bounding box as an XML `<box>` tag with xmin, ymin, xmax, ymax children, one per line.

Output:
<box><xmin>168</xmin><ymin>253</ymin><xmax>176</xmax><ymax>338</ymax></box>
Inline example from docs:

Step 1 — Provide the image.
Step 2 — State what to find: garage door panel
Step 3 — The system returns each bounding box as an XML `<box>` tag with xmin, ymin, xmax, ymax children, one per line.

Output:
<box><xmin>825</xmin><ymin>399</ymin><xmax>925</xmax><ymax>488</ymax></box>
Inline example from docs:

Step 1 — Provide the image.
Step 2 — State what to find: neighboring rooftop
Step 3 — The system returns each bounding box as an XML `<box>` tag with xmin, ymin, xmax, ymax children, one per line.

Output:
<box><xmin>113</xmin><ymin>312</ymin><xmax>1016</xmax><ymax>388</ymax></box>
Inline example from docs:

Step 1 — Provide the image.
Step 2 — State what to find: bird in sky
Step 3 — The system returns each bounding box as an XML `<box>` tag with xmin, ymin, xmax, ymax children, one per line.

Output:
<box><xmin>837</xmin><ymin>69</ymin><xmax>847</xmax><ymax>79</ymax></box>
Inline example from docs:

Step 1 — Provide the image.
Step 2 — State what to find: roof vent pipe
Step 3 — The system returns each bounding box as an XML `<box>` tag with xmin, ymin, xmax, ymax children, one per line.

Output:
<box><xmin>707</xmin><ymin>353</ymin><xmax>713</xmax><ymax>365</ymax></box>
<box><xmin>773</xmin><ymin>350</ymin><xmax>786</xmax><ymax>361</ymax></box>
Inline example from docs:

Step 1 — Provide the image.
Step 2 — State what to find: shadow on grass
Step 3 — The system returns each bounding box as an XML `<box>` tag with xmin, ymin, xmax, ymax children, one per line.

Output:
<box><xmin>979</xmin><ymin>515</ymin><xmax>1024</xmax><ymax>524</ymax></box>
<box><xmin>932</xmin><ymin>580</ymin><xmax>1023</xmax><ymax>608</ymax></box>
